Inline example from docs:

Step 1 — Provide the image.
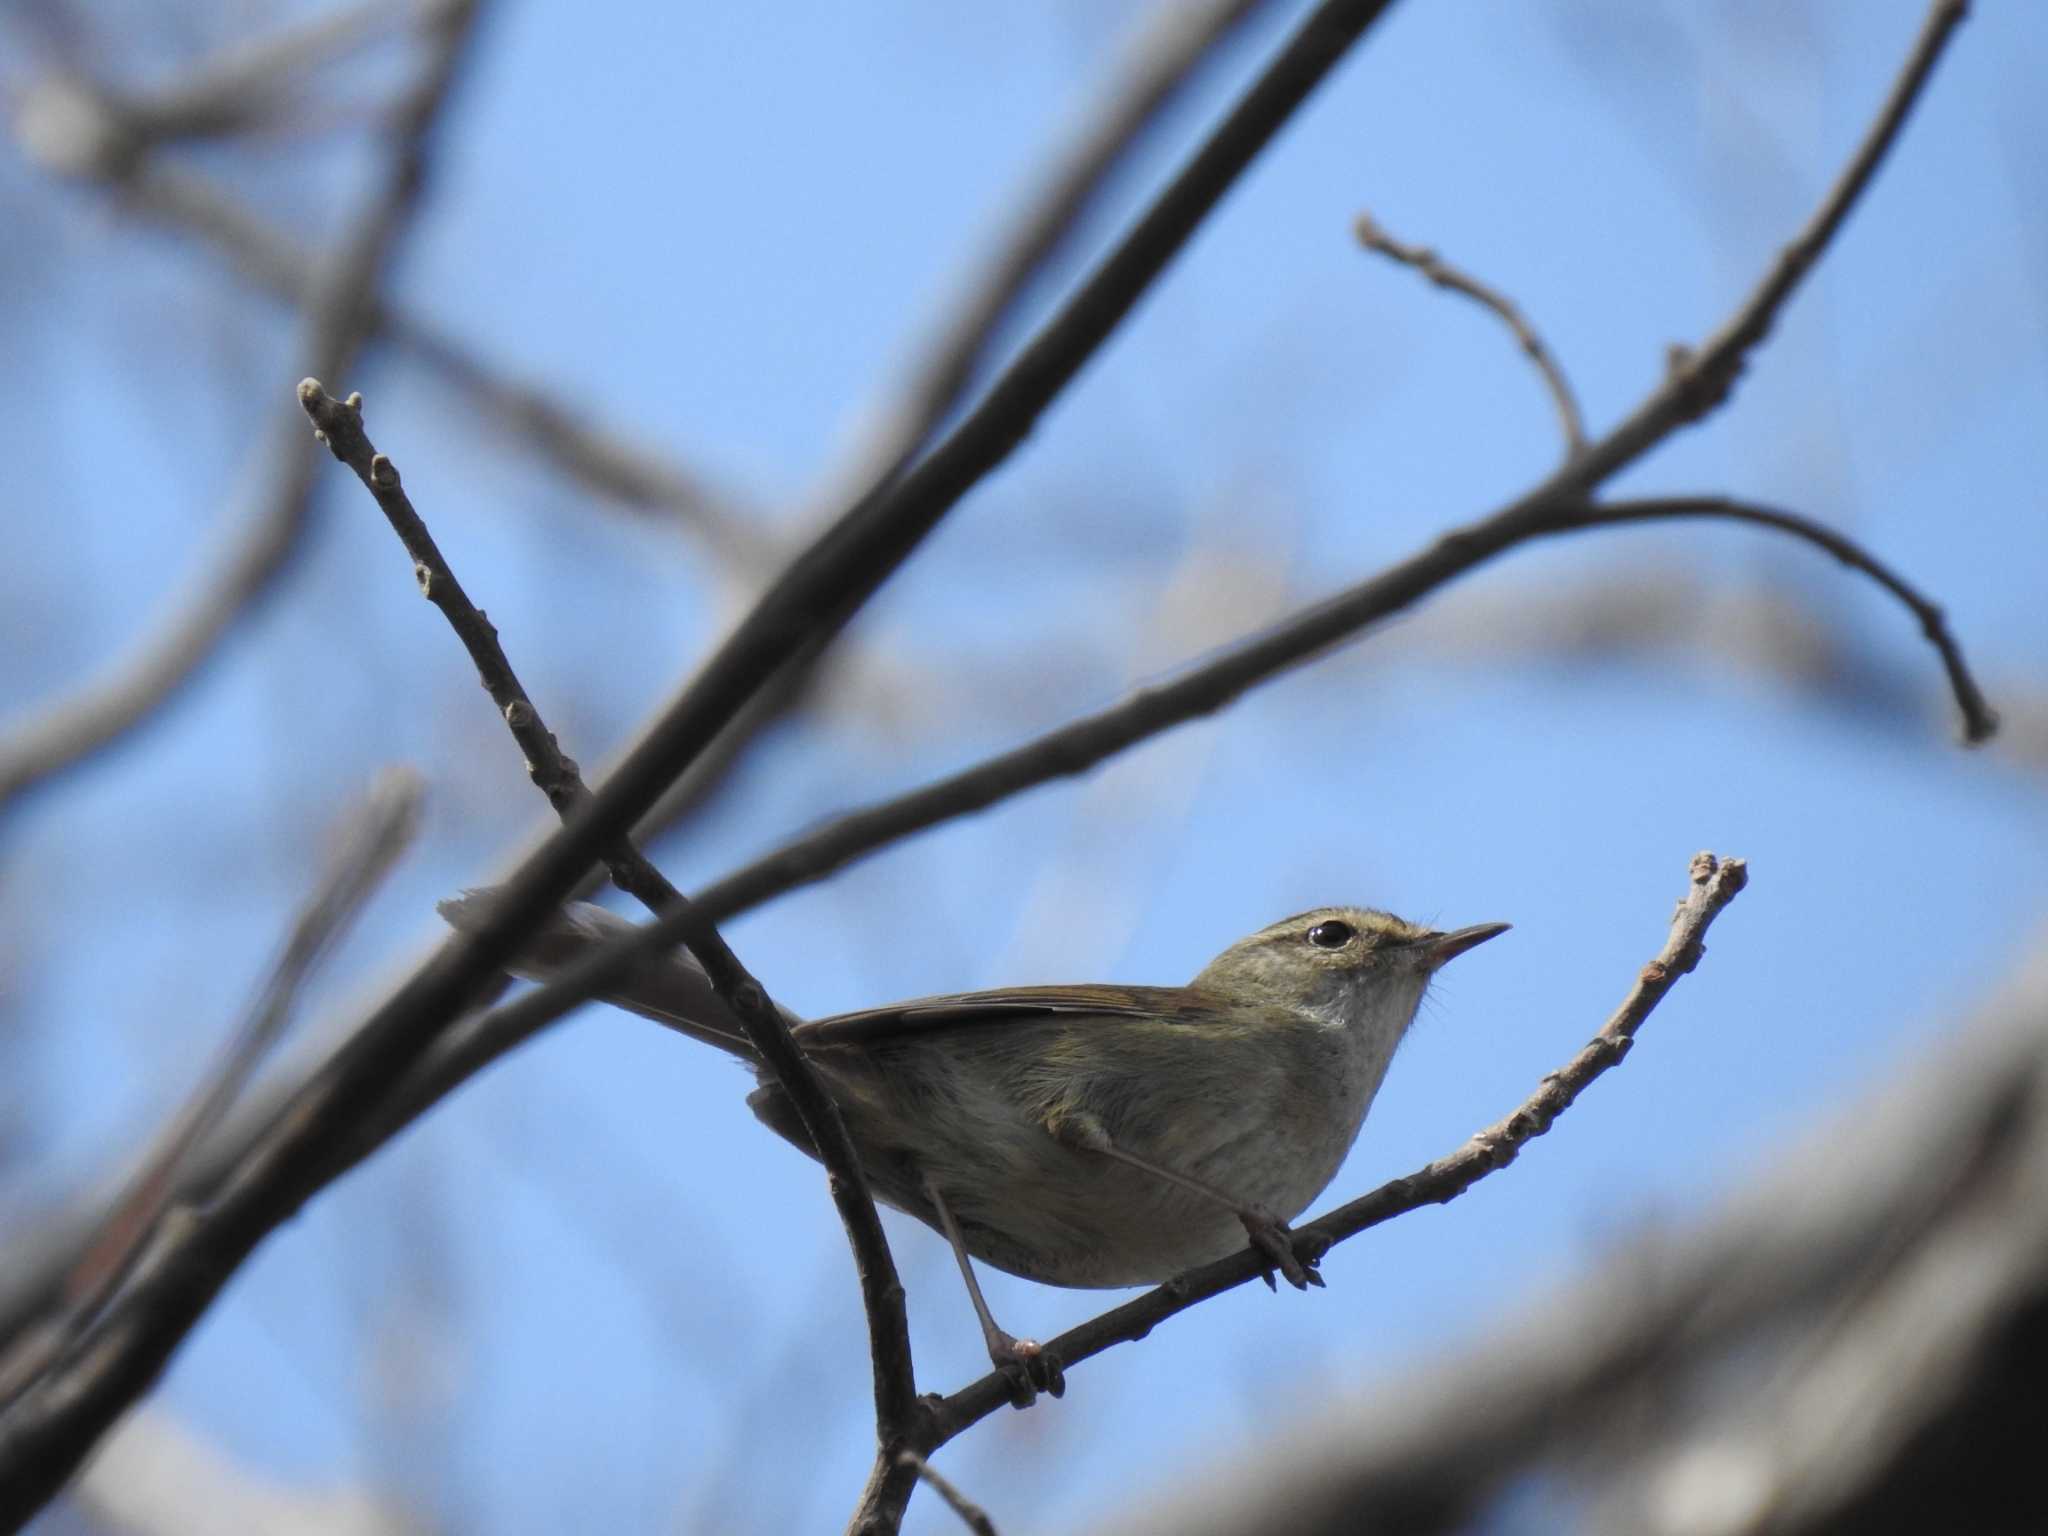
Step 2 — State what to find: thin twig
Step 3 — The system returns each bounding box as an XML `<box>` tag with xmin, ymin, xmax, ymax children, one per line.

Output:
<box><xmin>0</xmin><ymin>769</ymin><xmax>422</xmax><ymax>1408</ymax></box>
<box><xmin>927</xmin><ymin>852</ymin><xmax>1749</xmax><ymax>1442</ymax></box>
<box><xmin>1681</xmin><ymin>0</ymin><xmax>1970</xmax><ymax>419</ymax></box>
<box><xmin>296</xmin><ymin>383</ymin><xmax>676</xmax><ymax>911</ymax></box>
<box><xmin>294</xmin><ymin>383</ymin><xmax>920</xmax><ymax>1441</ymax></box>
<box><xmin>0</xmin><ymin>0</ymin><xmax>480</xmax><ymax>822</ymax></box>
<box><xmin>1556</xmin><ymin>496</ymin><xmax>1996</xmax><ymax>743</ymax></box>
<box><xmin>896</xmin><ymin>1452</ymin><xmax>1000</xmax><ymax>1536</ymax></box>
<box><xmin>1600</xmin><ymin>0</ymin><xmax>1969</xmax><ymax>451</ymax></box>
<box><xmin>1354</xmin><ymin>210</ymin><xmax>1587</xmax><ymax>458</ymax></box>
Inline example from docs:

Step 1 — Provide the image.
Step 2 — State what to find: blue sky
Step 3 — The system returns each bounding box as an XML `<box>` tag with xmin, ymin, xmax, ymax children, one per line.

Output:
<box><xmin>4</xmin><ymin>2</ymin><xmax>2045</xmax><ymax>1531</ymax></box>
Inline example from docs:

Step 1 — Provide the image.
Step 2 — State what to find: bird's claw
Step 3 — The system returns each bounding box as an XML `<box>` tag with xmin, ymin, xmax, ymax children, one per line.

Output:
<box><xmin>1241</xmin><ymin>1208</ymin><xmax>1326</xmax><ymax>1291</ymax></box>
<box><xmin>988</xmin><ymin>1329</ymin><xmax>1064</xmax><ymax>1408</ymax></box>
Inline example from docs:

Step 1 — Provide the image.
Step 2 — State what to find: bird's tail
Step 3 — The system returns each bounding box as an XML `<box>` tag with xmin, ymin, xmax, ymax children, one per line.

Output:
<box><xmin>437</xmin><ymin>890</ymin><xmax>776</xmax><ymax>1063</ymax></box>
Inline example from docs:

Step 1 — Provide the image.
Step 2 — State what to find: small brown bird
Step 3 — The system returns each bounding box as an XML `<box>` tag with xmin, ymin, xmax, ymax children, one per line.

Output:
<box><xmin>443</xmin><ymin>895</ymin><xmax>1506</xmax><ymax>1399</ymax></box>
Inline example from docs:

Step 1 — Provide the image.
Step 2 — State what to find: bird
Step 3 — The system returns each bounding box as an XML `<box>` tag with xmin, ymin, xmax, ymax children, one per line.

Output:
<box><xmin>442</xmin><ymin>894</ymin><xmax>1507</xmax><ymax>1400</ymax></box>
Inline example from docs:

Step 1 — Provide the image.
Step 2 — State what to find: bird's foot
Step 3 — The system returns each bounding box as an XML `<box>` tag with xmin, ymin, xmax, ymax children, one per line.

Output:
<box><xmin>987</xmin><ymin>1328</ymin><xmax>1065</xmax><ymax>1408</ymax></box>
<box><xmin>1240</xmin><ymin>1208</ymin><xmax>1327</xmax><ymax>1291</ymax></box>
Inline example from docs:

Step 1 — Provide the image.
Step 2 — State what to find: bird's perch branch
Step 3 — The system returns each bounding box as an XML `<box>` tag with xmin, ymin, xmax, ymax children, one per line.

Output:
<box><xmin>928</xmin><ymin>852</ymin><xmax>1749</xmax><ymax>1440</ymax></box>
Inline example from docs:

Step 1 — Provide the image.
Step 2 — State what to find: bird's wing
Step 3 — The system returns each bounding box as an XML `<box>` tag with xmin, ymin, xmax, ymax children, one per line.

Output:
<box><xmin>794</xmin><ymin>985</ymin><xmax>1222</xmax><ymax>1049</ymax></box>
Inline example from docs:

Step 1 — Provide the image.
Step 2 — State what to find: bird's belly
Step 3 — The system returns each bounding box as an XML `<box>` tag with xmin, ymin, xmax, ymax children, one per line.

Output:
<box><xmin>920</xmin><ymin>1132</ymin><xmax>1345</xmax><ymax>1290</ymax></box>
<box><xmin>955</xmin><ymin>1182</ymin><xmax>1248</xmax><ymax>1289</ymax></box>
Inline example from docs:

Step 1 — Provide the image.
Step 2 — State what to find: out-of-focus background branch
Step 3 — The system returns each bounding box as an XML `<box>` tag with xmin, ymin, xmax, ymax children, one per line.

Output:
<box><xmin>0</xmin><ymin>1</ymin><xmax>2041</xmax><ymax>1532</ymax></box>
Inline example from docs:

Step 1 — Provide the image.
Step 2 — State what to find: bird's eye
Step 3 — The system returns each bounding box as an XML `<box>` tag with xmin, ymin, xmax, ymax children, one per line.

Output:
<box><xmin>1307</xmin><ymin>920</ymin><xmax>1355</xmax><ymax>950</ymax></box>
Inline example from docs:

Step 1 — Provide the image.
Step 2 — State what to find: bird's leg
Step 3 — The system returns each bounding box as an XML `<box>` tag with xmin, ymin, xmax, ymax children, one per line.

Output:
<box><xmin>1047</xmin><ymin>1112</ymin><xmax>1327</xmax><ymax>1292</ymax></box>
<box><xmin>921</xmin><ymin>1173</ymin><xmax>1064</xmax><ymax>1407</ymax></box>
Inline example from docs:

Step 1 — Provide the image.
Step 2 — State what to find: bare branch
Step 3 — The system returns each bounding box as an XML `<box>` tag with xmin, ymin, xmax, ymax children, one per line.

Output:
<box><xmin>116</xmin><ymin>0</ymin><xmax>421</xmax><ymax>147</ymax></box>
<box><xmin>293</xmin><ymin>383</ymin><xmax>919</xmax><ymax>1440</ymax></box>
<box><xmin>1353</xmin><ymin>210</ymin><xmax>1587</xmax><ymax>458</ymax></box>
<box><xmin>928</xmin><ymin>852</ymin><xmax>1749</xmax><ymax>1442</ymax></box>
<box><xmin>296</xmin><ymin>383</ymin><xmax>678</xmax><ymax>913</ymax></box>
<box><xmin>1557</xmin><ymin>496</ymin><xmax>1997</xmax><ymax>743</ymax></box>
<box><xmin>1340</xmin><ymin>564</ymin><xmax>2044</xmax><ymax>768</ymax></box>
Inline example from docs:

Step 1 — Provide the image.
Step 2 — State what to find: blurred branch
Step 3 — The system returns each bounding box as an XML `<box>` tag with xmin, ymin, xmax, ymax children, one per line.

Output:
<box><xmin>1354</xmin><ymin>209</ymin><xmax>1587</xmax><ymax>458</ymax></box>
<box><xmin>0</xmin><ymin>1</ymin><xmax>483</xmax><ymax>821</ymax></box>
<box><xmin>9</xmin><ymin>80</ymin><xmax>760</xmax><ymax>561</ymax></box>
<box><xmin>929</xmin><ymin>851</ymin><xmax>1749</xmax><ymax>1441</ymax></box>
<box><xmin>294</xmin><ymin>380</ymin><xmax>918</xmax><ymax>1441</ymax></box>
<box><xmin>108</xmin><ymin>0</ymin><xmax>423</xmax><ymax>147</ymax></box>
<box><xmin>0</xmin><ymin>769</ymin><xmax>421</xmax><ymax>1410</ymax></box>
<box><xmin>897</xmin><ymin>1452</ymin><xmax>1000</xmax><ymax>1536</ymax></box>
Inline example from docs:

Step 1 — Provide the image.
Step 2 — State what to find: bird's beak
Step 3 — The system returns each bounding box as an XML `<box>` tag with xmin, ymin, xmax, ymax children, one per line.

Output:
<box><xmin>1421</xmin><ymin>922</ymin><xmax>1510</xmax><ymax>967</ymax></box>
